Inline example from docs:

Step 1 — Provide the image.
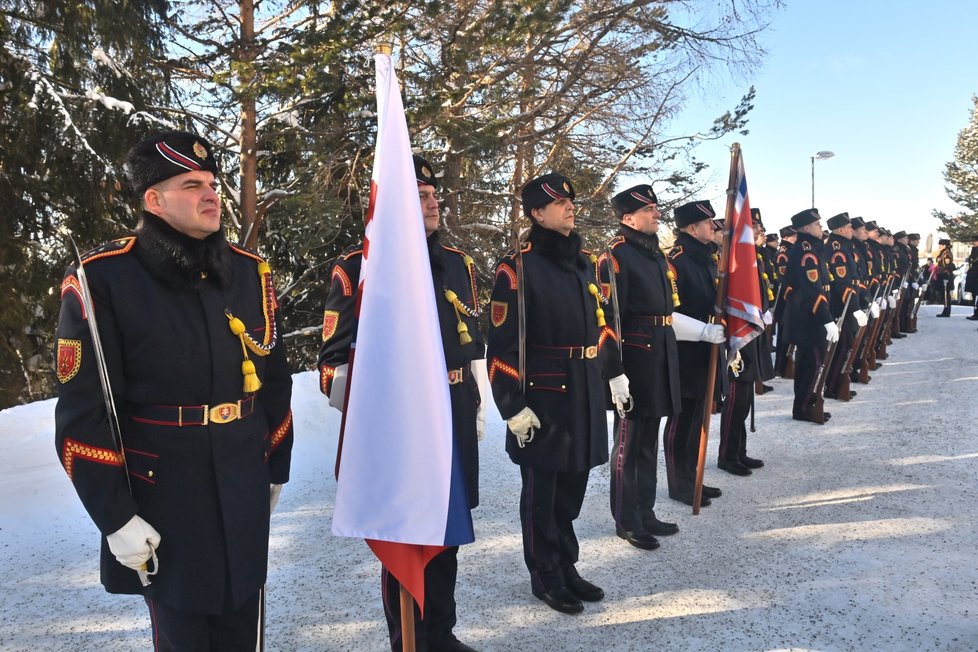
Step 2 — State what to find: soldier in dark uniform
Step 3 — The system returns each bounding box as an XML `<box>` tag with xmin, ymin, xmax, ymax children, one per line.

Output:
<box><xmin>598</xmin><ymin>183</ymin><xmax>681</xmax><ymax>551</ymax></box>
<box><xmin>891</xmin><ymin>231</ymin><xmax>913</xmax><ymax>335</ymax></box>
<box><xmin>782</xmin><ymin>208</ymin><xmax>838</xmax><ymax>424</ymax></box>
<box><xmin>906</xmin><ymin>233</ymin><xmax>922</xmax><ymax>331</ymax></box>
<box><xmin>751</xmin><ymin>209</ymin><xmax>776</xmax><ymax>393</ymax></box>
<box><xmin>486</xmin><ymin>173</ymin><xmax>629</xmax><ymax>615</ymax></box>
<box><xmin>54</xmin><ymin>131</ymin><xmax>294</xmax><ymax>650</ymax></box>
<box><xmin>848</xmin><ymin>217</ymin><xmax>881</xmax><ymax>384</ymax></box>
<box><xmin>822</xmin><ymin>213</ymin><xmax>869</xmax><ymax>400</ymax></box>
<box><xmin>773</xmin><ymin>225</ymin><xmax>797</xmax><ymax>376</ymax></box>
<box><xmin>963</xmin><ymin>235</ymin><xmax>978</xmax><ymax>320</ymax></box>
<box><xmin>764</xmin><ymin>233</ymin><xmax>781</xmax><ymax>294</ymax></box>
<box><xmin>935</xmin><ymin>238</ymin><xmax>955</xmax><ymax>317</ymax></box>
<box><xmin>663</xmin><ymin>201</ymin><xmax>727</xmax><ymax>507</ymax></box>
<box><xmin>318</xmin><ymin>156</ymin><xmax>482</xmax><ymax>652</ymax></box>
<box><xmin>716</xmin><ymin>209</ymin><xmax>770</xmax><ymax>477</ymax></box>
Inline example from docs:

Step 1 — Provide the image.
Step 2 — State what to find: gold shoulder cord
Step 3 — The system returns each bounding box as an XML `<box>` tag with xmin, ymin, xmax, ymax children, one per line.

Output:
<box><xmin>225</xmin><ymin>261</ymin><xmax>277</xmax><ymax>393</ymax></box>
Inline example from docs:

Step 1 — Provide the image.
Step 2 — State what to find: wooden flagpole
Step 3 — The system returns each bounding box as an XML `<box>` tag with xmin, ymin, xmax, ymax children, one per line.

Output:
<box><xmin>400</xmin><ymin>585</ymin><xmax>417</xmax><ymax>652</ymax></box>
<box><xmin>691</xmin><ymin>143</ymin><xmax>740</xmax><ymax>515</ymax></box>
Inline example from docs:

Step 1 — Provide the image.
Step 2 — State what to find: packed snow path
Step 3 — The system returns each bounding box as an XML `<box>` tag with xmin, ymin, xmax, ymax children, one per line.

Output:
<box><xmin>2</xmin><ymin>304</ymin><xmax>976</xmax><ymax>651</ymax></box>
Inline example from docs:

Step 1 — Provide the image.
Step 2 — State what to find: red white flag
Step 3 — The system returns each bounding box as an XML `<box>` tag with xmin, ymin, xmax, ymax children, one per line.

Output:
<box><xmin>724</xmin><ymin>149</ymin><xmax>764</xmax><ymax>357</ymax></box>
<box><xmin>332</xmin><ymin>52</ymin><xmax>474</xmax><ymax>611</ymax></box>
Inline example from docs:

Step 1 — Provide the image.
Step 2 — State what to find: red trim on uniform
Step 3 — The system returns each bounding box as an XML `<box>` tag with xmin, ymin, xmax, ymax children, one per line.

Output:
<box><xmin>62</xmin><ymin>438</ymin><xmax>124</xmax><ymax>481</ymax></box>
<box><xmin>82</xmin><ymin>237</ymin><xmax>136</xmax><ymax>264</ymax></box>
<box><xmin>540</xmin><ymin>182</ymin><xmax>563</xmax><ymax>200</ymax></box>
<box><xmin>488</xmin><ymin>357</ymin><xmax>519</xmax><ymax>383</ymax></box>
<box><xmin>156</xmin><ymin>141</ymin><xmax>202</xmax><ymax>171</ymax></box>
<box><xmin>269</xmin><ymin>410</ymin><xmax>292</xmax><ymax>453</ymax></box>
<box><xmin>320</xmin><ymin>365</ymin><xmax>335</xmax><ymax>395</ymax></box>
<box><xmin>332</xmin><ymin>266</ymin><xmax>353</xmax><ymax>297</ymax></box>
<box><xmin>495</xmin><ymin>265</ymin><xmax>517</xmax><ymax>290</ymax></box>
<box><xmin>812</xmin><ymin>295</ymin><xmax>827</xmax><ymax>314</ymax></box>
<box><xmin>60</xmin><ymin>276</ymin><xmax>87</xmax><ymax>320</ymax></box>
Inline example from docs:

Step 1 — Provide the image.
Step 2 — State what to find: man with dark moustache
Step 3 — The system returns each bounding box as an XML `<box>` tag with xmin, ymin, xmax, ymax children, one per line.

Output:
<box><xmin>318</xmin><ymin>156</ymin><xmax>482</xmax><ymax>652</ymax></box>
<box><xmin>487</xmin><ymin>172</ymin><xmax>630</xmax><ymax>615</ymax></box>
<box><xmin>54</xmin><ymin>131</ymin><xmax>294</xmax><ymax>650</ymax></box>
<box><xmin>664</xmin><ymin>201</ymin><xmax>727</xmax><ymax>507</ymax></box>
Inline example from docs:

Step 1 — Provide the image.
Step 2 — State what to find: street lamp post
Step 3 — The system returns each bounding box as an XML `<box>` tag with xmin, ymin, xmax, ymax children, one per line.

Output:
<box><xmin>811</xmin><ymin>150</ymin><xmax>835</xmax><ymax>208</ymax></box>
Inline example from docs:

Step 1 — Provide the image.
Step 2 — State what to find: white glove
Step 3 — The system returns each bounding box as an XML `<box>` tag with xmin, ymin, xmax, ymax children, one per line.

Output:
<box><xmin>911</xmin><ymin>282</ymin><xmax>919</xmax><ymax>290</ymax></box>
<box><xmin>869</xmin><ymin>302</ymin><xmax>881</xmax><ymax>319</ymax></box>
<box><xmin>887</xmin><ymin>295</ymin><xmax>897</xmax><ymax>309</ymax></box>
<box><xmin>270</xmin><ymin>484</ymin><xmax>283</xmax><ymax>513</ymax></box>
<box><xmin>327</xmin><ymin>363</ymin><xmax>349</xmax><ymax>411</ymax></box>
<box><xmin>472</xmin><ymin>359</ymin><xmax>488</xmax><ymax>442</ymax></box>
<box><xmin>507</xmin><ymin>406</ymin><xmax>540</xmax><ymax>448</ymax></box>
<box><xmin>671</xmin><ymin>312</ymin><xmax>706</xmax><ymax>342</ymax></box>
<box><xmin>877</xmin><ymin>297</ymin><xmax>887</xmax><ymax>310</ymax></box>
<box><xmin>824</xmin><ymin>322</ymin><xmax>840</xmax><ymax>343</ymax></box>
<box><xmin>902</xmin><ymin>282</ymin><xmax>909</xmax><ymax>289</ymax></box>
<box><xmin>609</xmin><ymin>374</ymin><xmax>631</xmax><ymax>414</ymax></box>
<box><xmin>700</xmin><ymin>323</ymin><xmax>726</xmax><ymax>344</ymax></box>
<box><xmin>852</xmin><ymin>309</ymin><xmax>868</xmax><ymax>328</ymax></box>
<box><xmin>107</xmin><ymin>515</ymin><xmax>161</xmax><ymax>573</ymax></box>
<box><xmin>762</xmin><ymin>310</ymin><xmax>773</xmax><ymax>325</ymax></box>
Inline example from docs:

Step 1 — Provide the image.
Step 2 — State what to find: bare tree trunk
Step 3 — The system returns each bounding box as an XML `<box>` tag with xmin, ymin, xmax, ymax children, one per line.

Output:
<box><xmin>239</xmin><ymin>0</ymin><xmax>259</xmax><ymax>249</ymax></box>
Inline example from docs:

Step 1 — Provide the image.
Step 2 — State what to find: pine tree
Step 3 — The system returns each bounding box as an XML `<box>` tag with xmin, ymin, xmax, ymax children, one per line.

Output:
<box><xmin>0</xmin><ymin>0</ymin><xmax>171</xmax><ymax>407</ymax></box>
<box><xmin>933</xmin><ymin>95</ymin><xmax>978</xmax><ymax>241</ymax></box>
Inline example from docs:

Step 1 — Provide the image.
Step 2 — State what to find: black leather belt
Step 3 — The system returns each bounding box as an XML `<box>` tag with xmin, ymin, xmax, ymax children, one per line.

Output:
<box><xmin>530</xmin><ymin>344</ymin><xmax>598</xmax><ymax>359</ymax></box>
<box><xmin>448</xmin><ymin>366</ymin><xmax>470</xmax><ymax>385</ymax></box>
<box><xmin>634</xmin><ymin>315</ymin><xmax>673</xmax><ymax>327</ymax></box>
<box><xmin>129</xmin><ymin>396</ymin><xmax>256</xmax><ymax>426</ymax></box>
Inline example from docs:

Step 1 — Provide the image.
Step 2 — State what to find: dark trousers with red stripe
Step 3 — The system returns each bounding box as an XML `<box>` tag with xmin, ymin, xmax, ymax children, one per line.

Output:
<box><xmin>382</xmin><ymin>546</ymin><xmax>459</xmax><ymax>652</ymax></box>
<box><xmin>610</xmin><ymin>412</ymin><xmax>662</xmax><ymax>533</ymax></box>
<box><xmin>519</xmin><ymin>465</ymin><xmax>590</xmax><ymax>593</ymax></box>
<box><xmin>792</xmin><ymin>345</ymin><xmax>822</xmax><ymax>417</ymax></box>
<box><xmin>145</xmin><ymin>592</ymin><xmax>259</xmax><ymax>652</ymax></box>
<box><xmin>664</xmin><ymin>397</ymin><xmax>705</xmax><ymax>499</ymax></box>
<box><xmin>719</xmin><ymin>376</ymin><xmax>752</xmax><ymax>464</ymax></box>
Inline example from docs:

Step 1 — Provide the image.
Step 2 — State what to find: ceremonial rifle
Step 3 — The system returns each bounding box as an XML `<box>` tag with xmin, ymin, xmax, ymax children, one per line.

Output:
<box><xmin>890</xmin><ymin>268</ymin><xmax>912</xmax><ymax>335</ymax></box>
<box><xmin>838</xmin><ymin>282</ymin><xmax>882</xmax><ymax>397</ymax></box>
<box><xmin>783</xmin><ymin>344</ymin><xmax>796</xmax><ymax>380</ymax></box>
<box><xmin>807</xmin><ymin>292</ymin><xmax>852</xmax><ymax>424</ymax></box>
<box><xmin>863</xmin><ymin>276</ymin><xmax>894</xmax><ymax>374</ymax></box>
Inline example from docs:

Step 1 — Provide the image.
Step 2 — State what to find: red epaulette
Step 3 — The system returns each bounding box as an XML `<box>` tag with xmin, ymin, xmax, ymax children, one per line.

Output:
<box><xmin>81</xmin><ymin>236</ymin><xmax>136</xmax><ymax>264</ymax></box>
<box><xmin>228</xmin><ymin>242</ymin><xmax>265</xmax><ymax>264</ymax></box>
<box><xmin>502</xmin><ymin>242</ymin><xmax>532</xmax><ymax>260</ymax></box>
<box><xmin>338</xmin><ymin>246</ymin><xmax>364</xmax><ymax>261</ymax></box>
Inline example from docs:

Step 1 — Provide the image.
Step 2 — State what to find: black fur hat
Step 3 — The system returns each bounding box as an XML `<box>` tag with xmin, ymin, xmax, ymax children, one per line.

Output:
<box><xmin>124</xmin><ymin>131</ymin><xmax>219</xmax><ymax>196</ymax></box>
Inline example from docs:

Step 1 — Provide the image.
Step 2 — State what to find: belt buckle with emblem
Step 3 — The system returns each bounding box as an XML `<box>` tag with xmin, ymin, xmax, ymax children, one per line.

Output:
<box><xmin>208</xmin><ymin>402</ymin><xmax>240</xmax><ymax>424</ymax></box>
<box><xmin>585</xmin><ymin>345</ymin><xmax>598</xmax><ymax>359</ymax></box>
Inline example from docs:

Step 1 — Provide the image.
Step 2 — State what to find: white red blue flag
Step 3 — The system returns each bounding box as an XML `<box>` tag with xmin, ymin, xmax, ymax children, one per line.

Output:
<box><xmin>331</xmin><ymin>51</ymin><xmax>474</xmax><ymax>611</ymax></box>
<box><xmin>724</xmin><ymin>148</ymin><xmax>765</xmax><ymax>357</ymax></box>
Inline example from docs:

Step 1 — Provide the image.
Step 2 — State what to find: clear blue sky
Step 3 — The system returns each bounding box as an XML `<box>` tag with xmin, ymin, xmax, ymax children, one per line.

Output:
<box><xmin>660</xmin><ymin>0</ymin><xmax>978</xmax><ymax>242</ymax></box>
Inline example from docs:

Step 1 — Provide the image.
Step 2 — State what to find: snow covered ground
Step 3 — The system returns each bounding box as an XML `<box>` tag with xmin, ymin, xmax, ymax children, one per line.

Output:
<box><xmin>2</xmin><ymin>304</ymin><xmax>977</xmax><ymax>651</ymax></box>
